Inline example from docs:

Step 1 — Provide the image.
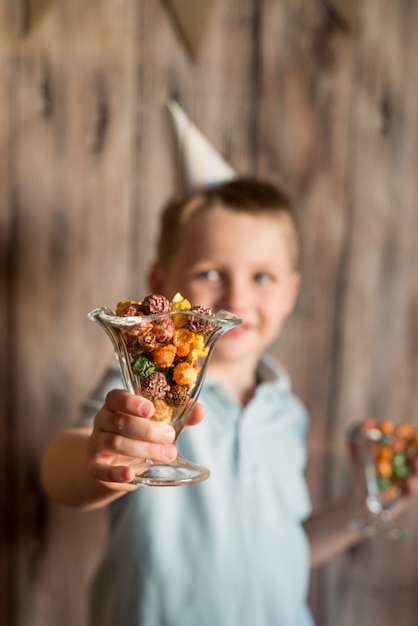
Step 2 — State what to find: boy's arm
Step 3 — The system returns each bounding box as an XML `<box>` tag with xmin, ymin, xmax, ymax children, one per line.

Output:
<box><xmin>41</xmin><ymin>389</ymin><xmax>205</xmax><ymax>510</ymax></box>
<box><xmin>40</xmin><ymin>425</ymin><xmax>139</xmax><ymax>510</ymax></box>
<box><xmin>305</xmin><ymin>477</ymin><xmax>418</xmax><ymax>568</ymax></box>
<box><xmin>303</xmin><ymin>499</ymin><xmax>363</xmax><ymax>568</ymax></box>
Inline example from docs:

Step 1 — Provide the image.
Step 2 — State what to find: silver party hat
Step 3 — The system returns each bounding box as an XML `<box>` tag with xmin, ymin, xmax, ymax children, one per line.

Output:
<box><xmin>167</xmin><ymin>100</ymin><xmax>236</xmax><ymax>193</ymax></box>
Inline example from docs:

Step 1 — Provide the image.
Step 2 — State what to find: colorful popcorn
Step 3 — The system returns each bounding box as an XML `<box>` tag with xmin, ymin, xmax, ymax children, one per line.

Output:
<box><xmin>151</xmin><ymin>344</ymin><xmax>177</xmax><ymax>368</ymax></box>
<box><xmin>113</xmin><ymin>293</ymin><xmax>215</xmax><ymax>422</ymax></box>
<box><xmin>132</xmin><ymin>355</ymin><xmax>156</xmax><ymax>378</ymax></box>
<box><xmin>173</xmin><ymin>362</ymin><xmax>201</xmax><ymax>387</ymax></box>
<box><xmin>349</xmin><ymin>418</ymin><xmax>418</xmax><ymax>503</ymax></box>
<box><xmin>152</xmin><ymin>399</ymin><xmax>174</xmax><ymax>423</ymax></box>
<box><xmin>187</xmin><ymin>306</ymin><xmax>216</xmax><ymax>334</ymax></box>
<box><xmin>141</xmin><ymin>371</ymin><xmax>171</xmax><ymax>401</ymax></box>
<box><xmin>141</xmin><ymin>294</ymin><xmax>171</xmax><ymax>315</ymax></box>
<box><xmin>166</xmin><ymin>385</ymin><xmax>190</xmax><ymax>407</ymax></box>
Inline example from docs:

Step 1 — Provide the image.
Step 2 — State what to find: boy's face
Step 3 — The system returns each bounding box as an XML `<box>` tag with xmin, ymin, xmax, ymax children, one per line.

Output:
<box><xmin>150</xmin><ymin>206</ymin><xmax>300</xmax><ymax>366</ymax></box>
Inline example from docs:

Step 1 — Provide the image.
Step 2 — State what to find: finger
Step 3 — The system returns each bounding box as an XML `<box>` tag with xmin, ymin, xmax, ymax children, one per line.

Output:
<box><xmin>88</xmin><ymin>441</ymin><xmax>178</xmax><ymax>483</ymax></box>
<box><xmin>405</xmin><ymin>474</ymin><xmax>418</xmax><ymax>496</ymax></box>
<box><xmin>96</xmin><ymin>409</ymin><xmax>176</xmax><ymax>445</ymax></box>
<box><xmin>88</xmin><ymin>461</ymin><xmax>137</xmax><ymax>484</ymax></box>
<box><xmin>105</xmin><ymin>388</ymin><xmax>154</xmax><ymax>418</ymax></box>
<box><xmin>187</xmin><ymin>402</ymin><xmax>205</xmax><ymax>425</ymax></box>
<box><xmin>96</xmin><ymin>430</ymin><xmax>178</xmax><ymax>461</ymax></box>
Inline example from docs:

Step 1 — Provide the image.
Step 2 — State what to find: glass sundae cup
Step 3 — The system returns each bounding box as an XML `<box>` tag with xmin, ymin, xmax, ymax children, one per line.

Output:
<box><xmin>88</xmin><ymin>293</ymin><xmax>241</xmax><ymax>486</ymax></box>
<box><xmin>346</xmin><ymin>418</ymin><xmax>418</xmax><ymax>539</ymax></box>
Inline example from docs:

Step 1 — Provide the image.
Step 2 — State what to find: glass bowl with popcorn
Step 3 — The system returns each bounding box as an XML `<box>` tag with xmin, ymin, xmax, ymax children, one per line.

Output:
<box><xmin>88</xmin><ymin>293</ymin><xmax>242</xmax><ymax>486</ymax></box>
<box><xmin>347</xmin><ymin>417</ymin><xmax>418</xmax><ymax>538</ymax></box>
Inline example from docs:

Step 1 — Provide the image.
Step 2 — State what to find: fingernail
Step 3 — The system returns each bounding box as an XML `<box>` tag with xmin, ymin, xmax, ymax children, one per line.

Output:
<box><xmin>163</xmin><ymin>446</ymin><xmax>176</xmax><ymax>460</ymax></box>
<box><xmin>162</xmin><ymin>427</ymin><xmax>175</xmax><ymax>443</ymax></box>
<box><xmin>140</xmin><ymin>402</ymin><xmax>154</xmax><ymax>419</ymax></box>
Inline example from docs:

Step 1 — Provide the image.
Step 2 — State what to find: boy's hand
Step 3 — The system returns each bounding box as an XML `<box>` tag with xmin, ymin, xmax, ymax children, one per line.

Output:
<box><xmin>391</xmin><ymin>458</ymin><xmax>418</xmax><ymax>518</ymax></box>
<box><xmin>87</xmin><ymin>389</ymin><xmax>204</xmax><ymax>484</ymax></box>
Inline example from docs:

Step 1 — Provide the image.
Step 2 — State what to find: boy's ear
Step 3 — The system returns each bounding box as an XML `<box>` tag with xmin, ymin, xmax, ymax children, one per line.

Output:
<box><xmin>148</xmin><ymin>262</ymin><xmax>164</xmax><ymax>293</ymax></box>
<box><xmin>284</xmin><ymin>272</ymin><xmax>301</xmax><ymax>315</ymax></box>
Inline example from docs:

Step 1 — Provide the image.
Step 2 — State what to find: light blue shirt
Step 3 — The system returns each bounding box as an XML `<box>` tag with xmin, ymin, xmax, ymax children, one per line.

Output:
<box><xmin>80</xmin><ymin>354</ymin><xmax>314</xmax><ymax>626</ymax></box>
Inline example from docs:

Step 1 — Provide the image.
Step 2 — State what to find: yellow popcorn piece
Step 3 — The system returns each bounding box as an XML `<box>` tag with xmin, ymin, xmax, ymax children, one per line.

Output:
<box><xmin>188</xmin><ymin>334</ymin><xmax>209</xmax><ymax>360</ymax></box>
<box><xmin>170</xmin><ymin>292</ymin><xmax>191</xmax><ymax>311</ymax></box>
<box><xmin>171</xmin><ymin>292</ymin><xmax>192</xmax><ymax>327</ymax></box>
<box><xmin>193</xmin><ymin>334</ymin><xmax>206</xmax><ymax>350</ymax></box>
<box><xmin>115</xmin><ymin>300</ymin><xmax>139</xmax><ymax>316</ymax></box>
<box><xmin>173</xmin><ymin>313</ymin><xmax>187</xmax><ymax>328</ymax></box>
<box><xmin>152</xmin><ymin>399</ymin><xmax>174</xmax><ymax>423</ymax></box>
<box><xmin>188</xmin><ymin>347</ymin><xmax>209</xmax><ymax>362</ymax></box>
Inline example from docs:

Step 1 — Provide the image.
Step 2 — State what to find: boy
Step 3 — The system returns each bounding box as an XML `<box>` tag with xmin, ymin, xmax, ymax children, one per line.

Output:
<box><xmin>41</xmin><ymin>177</ymin><xmax>401</xmax><ymax>625</ymax></box>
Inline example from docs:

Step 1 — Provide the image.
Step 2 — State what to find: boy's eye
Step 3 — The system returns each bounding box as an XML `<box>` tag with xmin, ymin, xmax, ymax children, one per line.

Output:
<box><xmin>196</xmin><ymin>269</ymin><xmax>221</xmax><ymax>281</ymax></box>
<box><xmin>254</xmin><ymin>272</ymin><xmax>273</xmax><ymax>284</ymax></box>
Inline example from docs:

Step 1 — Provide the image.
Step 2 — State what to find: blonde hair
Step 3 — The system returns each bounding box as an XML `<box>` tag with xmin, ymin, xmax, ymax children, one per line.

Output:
<box><xmin>157</xmin><ymin>177</ymin><xmax>300</xmax><ymax>270</ymax></box>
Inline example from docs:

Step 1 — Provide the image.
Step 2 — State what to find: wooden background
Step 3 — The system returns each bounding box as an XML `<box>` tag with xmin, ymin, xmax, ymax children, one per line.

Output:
<box><xmin>1</xmin><ymin>0</ymin><xmax>418</xmax><ymax>624</ymax></box>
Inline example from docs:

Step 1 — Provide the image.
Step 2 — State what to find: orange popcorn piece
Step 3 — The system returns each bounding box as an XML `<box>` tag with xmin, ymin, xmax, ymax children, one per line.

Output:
<box><xmin>151</xmin><ymin>344</ymin><xmax>177</xmax><ymax>367</ymax></box>
<box><xmin>377</xmin><ymin>458</ymin><xmax>393</xmax><ymax>478</ymax></box>
<box><xmin>380</xmin><ymin>420</ymin><xmax>395</xmax><ymax>435</ymax></box>
<box><xmin>396</xmin><ymin>423</ymin><xmax>415</xmax><ymax>439</ymax></box>
<box><xmin>173</xmin><ymin>328</ymin><xmax>196</xmax><ymax>357</ymax></box>
<box><xmin>379</xmin><ymin>446</ymin><xmax>394</xmax><ymax>461</ymax></box>
<box><xmin>173</xmin><ymin>362</ymin><xmax>201</xmax><ymax>387</ymax></box>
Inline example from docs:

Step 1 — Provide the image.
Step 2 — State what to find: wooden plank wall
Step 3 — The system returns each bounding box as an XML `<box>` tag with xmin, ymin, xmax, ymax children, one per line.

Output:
<box><xmin>1</xmin><ymin>1</ymin><xmax>418</xmax><ymax>624</ymax></box>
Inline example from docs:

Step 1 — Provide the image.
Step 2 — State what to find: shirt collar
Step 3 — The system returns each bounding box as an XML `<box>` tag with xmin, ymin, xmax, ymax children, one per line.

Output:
<box><xmin>205</xmin><ymin>352</ymin><xmax>291</xmax><ymax>392</ymax></box>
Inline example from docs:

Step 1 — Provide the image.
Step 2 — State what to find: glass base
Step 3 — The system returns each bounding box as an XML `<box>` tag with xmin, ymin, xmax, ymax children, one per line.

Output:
<box><xmin>131</xmin><ymin>455</ymin><xmax>210</xmax><ymax>487</ymax></box>
<box><xmin>347</xmin><ymin>516</ymin><xmax>406</xmax><ymax>540</ymax></box>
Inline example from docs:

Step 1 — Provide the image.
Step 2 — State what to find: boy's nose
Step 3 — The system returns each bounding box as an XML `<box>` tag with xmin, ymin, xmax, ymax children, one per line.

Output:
<box><xmin>220</xmin><ymin>277</ymin><xmax>250</xmax><ymax>315</ymax></box>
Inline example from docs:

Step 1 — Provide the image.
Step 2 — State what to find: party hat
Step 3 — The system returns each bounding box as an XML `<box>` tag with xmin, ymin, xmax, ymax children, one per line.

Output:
<box><xmin>167</xmin><ymin>100</ymin><xmax>236</xmax><ymax>193</ymax></box>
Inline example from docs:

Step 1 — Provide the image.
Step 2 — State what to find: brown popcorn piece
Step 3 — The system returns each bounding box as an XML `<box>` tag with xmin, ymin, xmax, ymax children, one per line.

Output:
<box><xmin>137</xmin><ymin>330</ymin><xmax>157</xmax><ymax>352</ymax></box>
<box><xmin>141</xmin><ymin>371</ymin><xmax>170</xmax><ymax>401</ymax></box>
<box><xmin>152</xmin><ymin>316</ymin><xmax>176</xmax><ymax>343</ymax></box>
<box><xmin>152</xmin><ymin>399</ymin><xmax>174</xmax><ymax>423</ymax></box>
<box><xmin>127</xmin><ymin>321</ymin><xmax>153</xmax><ymax>335</ymax></box>
<box><xmin>123</xmin><ymin>320</ymin><xmax>152</xmax><ymax>346</ymax></box>
<box><xmin>127</xmin><ymin>330</ymin><xmax>157</xmax><ymax>356</ymax></box>
<box><xmin>119</xmin><ymin>302</ymin><xmax>144</xmax><ymax>317</ymax></box>
<box><xmin>141</xmin><ymin>294</ymin><xmax>171</xmax><ymax>314</ymax></box>
<box><xmin>166</xmin><ymin>384</ymin><xmax>190</xmax><ymax>407</ymax></box>
<box><xmin>187</xmin><ymin>306</ymin><xmax>216</xmax><ymax>334</ymax></box>
<box><xmin>116</xmin><ymin>300</ymin><xmax>139</xmax><ymax>316</ymax></box>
